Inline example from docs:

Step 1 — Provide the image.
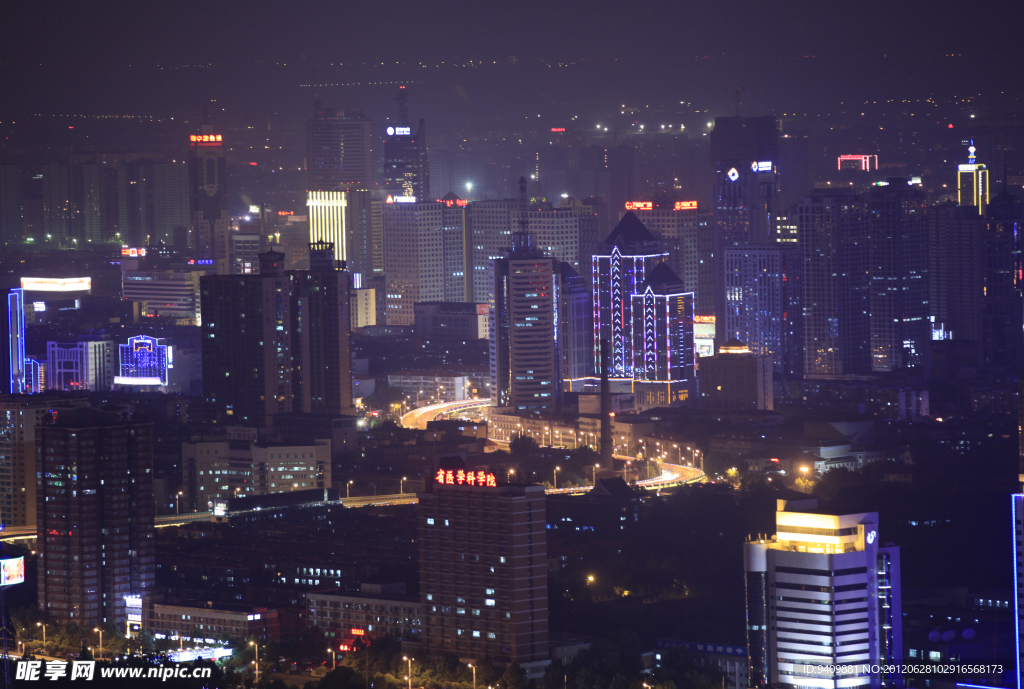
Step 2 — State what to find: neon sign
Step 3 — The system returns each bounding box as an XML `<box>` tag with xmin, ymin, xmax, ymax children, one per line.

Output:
<box><xmin>387</xmin><ymin>126</ymin><xmax>411</xmax><ymax>136</ymax></box>
<box><xmin>727</xmin><ymin>168</ymin><xmax>739</xmax><ymax>182</ymax></box>
<box><xmin>551</xmin><ymin>127</ymin><xmax>566</xmax><ymax>132</ymax></box>
<box><xmin>350</xmin><ymin>629</ymin><xmax>365</xmax><ymax>636</ymax></box>
<box><xmin>673</xmin><ymin>201</ymin><xmax>698</xmax><ymax>210</ymax></box>
<box><xmin>435</xmin><ymin>469</ymin><xmax>497</xmax><ymax>487</ymax></box>
<box><xmin>437</xmin><ymin>198</ymin><xmax>469</xmax><ymax>208</ymax></box>
<box><xmin>189</xmin><ymin>134</ymin><xmax>222</xmax><ymax>143</ymax></box>
<box><xmin>121</xmin><ymin>247</ymin><xmax>147</xmax><ymax>257</ymax></box>
<box><xmin>278</xmin><ymin>211</ymin><xmax>294</xmax><ymax>216</ymax></box>
<box><xmin>694</xmin><ymin>315</ymin><xmax>715</xmax><ymax>323</ymax></box>
<box><xmin>751</xmin><ymin>161</ymin><xmax>773</xmax><ymax>173</ymax></box>
<box><xmin>838</xmin><ymin>154</ymin><xmax>878</xmax><ymax>171</ymax></box>
<box><xmin>386</xmin><ymin>195</ymin><xmax>417</xmax><ymax>204</ymax></box>
<box><xmin>20</xmin><ymin>277</ymin><xmax>91</xmax><ymax>292</ymax></box>
<box><xmin>624</xmin><ymin>201</ymin><xmax>652</xmax><ymax>210</ymax></box>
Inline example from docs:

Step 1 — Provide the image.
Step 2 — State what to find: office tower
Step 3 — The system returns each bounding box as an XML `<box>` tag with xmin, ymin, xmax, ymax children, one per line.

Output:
<box><xmin>440</xmin><ymin>197</ymin><xmax>467</xmax><ymax>301</ymax></box>
<box><xmin>116</xmin><ymin>160</ymin><xmax>190</xmax><ymax>248</ymax></box>
<box><xmin>798</xmin><ymin>189</ymin><xmax>870</xmax><ymax>376</ymax></box>
<box><xmin>37</xmin><ymin>407</ymin><xmax>155</xmax><ymax>626</ymax></box>
<box><xmin>228</xmin><ymin>232</ymin><xmax>261</xmax><ymax>274</ymax></box>
<box><xmin>465</xmin><ymin>201</ymin><xmax>582</xmax><ymax>304</ymax></box>
<box><xmin>122</xmin><ymin>266</ymin><xmax>207</xmax><ymax>324</ymax></box>
<box><xmin>383</xmin><ymin>201</ymin><xmax>445</xmax><ymax>326</ymax></box>
<box><xmin>201</xmin><ymin>250</ymin><xmax>295</xmax><ymax>427</ymax></box>
<box><xmin>490</xmin><ymin>232</ymin><xmax>562</xmax><ymax>412</ymax></box>
<box><xmin>414</xmin><ymin>302</ymin><xmax>489</xmax><ymax>344</ymax></box>
<box><xmin>559</xmin><ymin>263</ymin><xmax>594</xmax><ymax>382</ymax></box>
<box><xmin>41</xmin><ymin>163</ymin><xmax>72</xmax><ymax>243</ymax></box>
<box><xmin>698</xmin><ymin>340</ymin><xmax>773</xmax><ymax>411</ymax></box>
<box><xmin>927</xmin><ymin>202</ymin><xmax>984</xmax><ymax>344</ymax></box>
<box><xmin>308</xmin><ymin>190</ymin><xmax>348</xmax><ymax>264</ymax></box>
<box><xmin>114</xmin><ymin>335</ymin><xmax>170</xmax><ymax>386</ymax></box>
<box><xmin>383</xmin><ymin>89</ymin><xmax>429</xmax><ymax>200</ymax></box>
<box><xmin>592</xmin><ymin>212</ymin><xmax>668</xmax><ymax>379</ymax></box>
<box><xmin>628</xmin><ymin>262</ymin><xmax>694</xmax><ymax>407</ymax></box>
<box><xmin>958</xmin><ymin>140</ymin><xmax>989</xmax><ymax>216</ymax></box>
<box><xmin>7</xmin><ymin>288</ymin><xmax>29</xmax><ymax>393</ymax></box>
<box><xmin>418</xmin><ymin>474</ymin><xmax>548</xmax><ymax>666</ymax></box>
<box><xmin>291</xmin><ymin>243</ymin><xmax>355</xmax><ymax>415</ymax></box>
<box><xmin>744</xmin><ymin>499</ymin><xmax>902</xmax><ymax>689</ymax></box>
<box><xmin>306</xmin><ymin>189</ymin><xmax>379</xmax><ymax>276</ymax></box>
<box><xmin>711</xmin><ymin>160</ymin><xmax>780</xmax><ymax>328</ymax></box>
<box><xmin>777</xmin><ymin>132</ymin><xmax>812</xmax><ymax>213</ymax></box>
<box><xmin>863</xmin><ymin>181</ymin><xmax>928</xmax><ymax>372</ymax></box>
<box><xmin>69</xmin><ymin>163</ymin><xmax>102</xmax><ymax>243</ymax></box>
<box><xmin>46</xmin><ymin>339</ymin><xmax>116</xmax><ymax>391</ymax></box>
<box><xmin>627</xmin><ymin>201</ymin><xmax>704</xmax><ymax>301</ymax></box>
<box><xmin>560</xmin><ymin>196</ymin><xmax>608</xmax><ymax>264</ymax></box>
<box><xmin>982</xmin><ymin>191</ymin><xmax>1024</xmax><ymax>368</ymax></box>
<box><xmin>0</xmin><ymin>398</ymin><xmax>86</xmax><ymax>528</ymax></box>
<box><xmin>345</xmin><ymin>188</ymin><xmax>379</xmax><ymax>280</ymax></box>
<box><xmin>306</xmin><ymin>103</ymin><xmax>375</xmax><ymax>191</ymax></box>
<box><xmin>1013</xmin><ymin>493</ymin><xmax>1023</xmax><ymax>689</ymax></box>
<box><xmin>189</xmin><ymin>124</ymin><xmax>228</xmax><ymax>258</ymax></box>
<box><xmin>721</xmin><ymin>245</ymin><xmax>801</xmax><ymax>374</ymax></box>
<box><xmin>0</xmin><ymin>164</ymin><xmax>21</xmax><ymax>246</ymax></box>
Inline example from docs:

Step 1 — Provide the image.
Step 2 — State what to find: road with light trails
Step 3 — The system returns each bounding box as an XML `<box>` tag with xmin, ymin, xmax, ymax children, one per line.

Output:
<box><xmin>401</xmin><ymin>398</ymin><xmax>491</xmax><ymax>430</ymax></box>
<box><xmin>637</xmin><ymin>462</ymin><xmax>705</xmax><ymax>489</ymax></box>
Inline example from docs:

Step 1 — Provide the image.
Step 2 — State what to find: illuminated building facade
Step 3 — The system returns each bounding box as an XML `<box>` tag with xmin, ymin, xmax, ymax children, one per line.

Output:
<box><xmin>592</xmin><ymin>212</ymin><xmax>668</xmax><ymax>379</ymax></box>
<box><xmin>629</xmin><ymin>262</ymin><xmax>694</xmax><ymax>407</ymax></box>
<box><xmin>7</xmin><ymin>288</ymin><xmax>42</xmax><ymax>394</ymax></box>
<box><xmin>383</xmin><ymin>202</ymin><xmax>446</xmax><ymax>326</ymax></box>
<box><xmin>957</xmin><ymin>141</ymin><xmax>989</xmax><ymax>216</ymax></box>
<box><xmin>189</xmin><ymin>125</ymin><xmax>228</xmax><ymax>259</ymax></box>
<box><xmin>490</xmin><ymin>232</ymin><xmax>563</xmax><ymax>412</ymax></box>
<box><xmin>1014</xmin><ymin>493</ymin><xmax>1024</xmax><ymax>689</ymax></box>
<box><xmin>559</xmin><ymin>263</ymin><xmax>594</xmax><ymax>383</ymax></box>
<box><xmin>927</xmin><ymin>202</ymin><xmax>985</xmax><ymax>344</ymax></box>
<box><xmin>121</xmin><ymin>268</ymin><xmax>206</xmax><ymax>324</ymax></box>
<box><xmin>721</xmin><ymin>245</ymin><xmax>801</xmax><ymax>375</ymax></box>
<box><xmin>744</xmin><ymin>499</ymin><xmax>902</xmax><ymax>689</ymax></box>
<box><xmin>115</xmin><ymin>335</ymin><xmax>169</xmax><ymax>386</ymax></box>
<box><xmin>982</xmin><ymin>191</ymin><xmax>1024</xmax><ymax>368</ymax></box>
<box><xmin>307</xmin><ymin>190</ymin><xmax>347</xmax><ymax>263</ymax></box>
<box><xmin>46</xmin><ymin>339</ymin><xmax>115</xmax><ymax>392</ymax></box>
<box><xmin>418</xmin><ymin>476</ymin><xmax>549</xmax><ymax>667</ymax></box>
<box><xmin>383</xmin><ymin>90</ymin><xmax>429</xmax><ymax>200</ymax></box>
<box><xmin>37</xmin><ymin>407</ymin><xmax>155</xmax><ymax>626</ymax></box>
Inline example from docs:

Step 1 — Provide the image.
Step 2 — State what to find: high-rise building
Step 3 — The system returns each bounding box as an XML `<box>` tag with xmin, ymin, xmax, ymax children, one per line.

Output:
<box><xmin>958</xmin><ymin>140</ymin><xmax>989</xmax><ymax>216</ymax></box>
<box><xmin>628</xmin><ymin>262</ymin><xmax>694</xmax><ymax>408</ymax></box>
<box><xmin>384</xmin><ymin>202</ymin><xmax>445</xmax><ymax>326</ymax></box>
<box><xmin>201</xmin><ymin>249</ymin><xmax>296</xmax><ymax>427</ymax></box>
<box><xmin>46</xmin><ymin>339</ymin><xmax>116</xmax><ymax>392</ymax></box>
<box><xmin>798</xmin><ymin>189</ymin><xmax>870</xmax><ymax>377</ymax></box>
<box><xmin>414</xmin><ymin>302</ymin><xmax>489</xmax><ymax>344</ymax></box>
<box><xmin>116</xmin><ymin>160</ymin><xmax>190</xmax><ymax>248</ymax></box>
<box><xmin>744</xmin><ymin>498</ymin><xmax>902</xmax><ymax>688</ymax></box>
<box><xmin>37</xmin><ymin>407</ymin><xmax>155</xmax><ymax>626</ymax></box>
<box><xmin>307</xmin><ymin>190</ymin><xmax>348</xmax><ymax>264</ymax></box>
<box><xmin>721</xmin><ymin>245</ymin><xmax>801</xmax><ymax>375</ymax></box>
<box><xmin>927</xmin><ymin>202</ymin><xmax>985</xmax><ymax>344</ymax></box>
<box><xmin>710</xmin><ymin>116</ymin><xmax>779</xmax><ymax>174</ymax></box>
<box><xmin>41</xmin><ymin>163</ymin><xmax>72</xmax><ymax>243</ymax></box>
<box><xmin>201</xmin><ymin>245</ymin><xmax>354</xmax><ymax>427</ymax></box>
<box><xmin>698</xmin><ymin>340</ymin><xmax>772</xmax><ymax>411</ymax></box>
<box><xmin>982</xmin><ymin>191</ymin><xmax>1024</xmax><ymax>368</ymax></box>
<box><xmin>189</xmin><ymin>125</ymin><xmax>228</xmax><ymax>257</ymax></box>
<box><xmin>0</xmin><ymin>164</ymin><xmax>21</xmax><ymax>247</ymax></box>
<box><xmin>1012</xmin><ymin>492</ymin><xmax>1023</xmax><ymax>689</ymax></box>
<box><xmin>592</xmin><ymin>212</ymin><xmax>668</xmax><ymax>379</ymax></box>
<box><xmin>418</xmin><ymin>472</ymin><xmax>549</xmax><ymax>667</ymax></box>
<box><xmin>382</xmin><ymin>89</ymin><xmax>429</xmax><ymax>201</ymax></box>
<box><xmin>625</xmin><ymin>201</ymin><xmax>704</xmax><ymax>299</ymax></box>
<box><xmin>0</xmin><ymin>397</ymin><xmax>87</xmax><ymax>528</ymax></box>
<box><xmin>559</xmin><ymin>263</ymin><xmax>594</xmax><ymax>383</ymax></box>
<box><xmin>122</xmin><ymin>266</ymin><xmax>207</xmax><ymax>324</ymax></box>
<box><xmin>306</xmin><ymin>189</ymin><xmax>380</xmax><ymax>277</ymax></box>
<box><xmin>306</xmin><ymin>104</ymin><xmax>376</xmax><ymax>192</ymax></box>
<box><xmin>490</xmin><ymin>232</ymin><xmax>563</xmax><ymax>412</ymax></box>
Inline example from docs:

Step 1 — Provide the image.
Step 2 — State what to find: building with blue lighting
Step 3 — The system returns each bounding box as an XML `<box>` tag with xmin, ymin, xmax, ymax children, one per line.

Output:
<box><xmin>628</xmin><ymin>262</ymin><xmax>694</xmax><ymax>408</ymax></box>
<box><xmin>6</xmin><ymin>288</ymin><xmax>43</xmax><ymax>394</ymax></box>
<box><xmin>115</xmin><ymin>335</ymin><xmax>170</xmax><ymax>387</ymax></box>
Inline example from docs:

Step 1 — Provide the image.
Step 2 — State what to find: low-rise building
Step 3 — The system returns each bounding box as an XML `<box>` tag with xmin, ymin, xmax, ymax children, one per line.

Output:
<box><xmin>307</xmin><ymin>590</ymin><xmax>423</xmax><ymax>645</ymax></box>
<box><xmin>388</xmin><ymin>369</ymin><xmax>472</xmax><ymax>404</ymax></box>
<box><xmin>150</xmin><ymin>602</ymin><xmax>280</xmax><ymax>643</ymax></box>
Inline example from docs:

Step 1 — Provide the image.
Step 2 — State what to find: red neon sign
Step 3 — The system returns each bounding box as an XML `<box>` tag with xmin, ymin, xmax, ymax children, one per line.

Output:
<box><xmin>350</xmin><ymin>629</ymin><xmax>365</xmax><ymax>636</ymax></box>
<box><xmin>436</xmin><ymin>469</ymin><xmax>496</xmax><ymax>487</ymax></box>
<box><xmin>550</xmin><ymin>127</ymin><xmax>566</xmax><ymax>132</ymax></box>
<box><xmin>436</xmin><ymin>198</ymin><xmax>469</xmax><ymax>208</ymax></box>
<box><xmin>278</xmin><ymin>211</ymin><xmax>294</xmax><ymax>216</ymax></box>
<box><xmin>624</xmin><ymin>201</ymin><xmax>652</xmax><ymax>211</ymax></box>
<box><xmin>694</xmin><ymin>315</ymin><xmax>715</xmax><ymax>324</ymax></box>
<box><xmin>121</xmin><ymin>247</ymin><xmax>147</xmax><ymax>257</ymax></box>
<box><xmin>673</xmin><ymin>201</ymin><xmax>698</xmax><ymax>210</ymax></box>
<box><xmin>189</xmin><ymin>134</ymin><xmax>222</xmax><ymax>143</ymax></box>
<box><xmin>339</xmin><ymin>645</ymin><xmax>351</xmax><ymax>652</ymax></box>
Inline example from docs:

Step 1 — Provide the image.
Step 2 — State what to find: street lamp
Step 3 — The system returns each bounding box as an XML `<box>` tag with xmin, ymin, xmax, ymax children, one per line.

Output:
<box><xmin>553</xmin><ymin>466</ymin><xmax>560</xmax><ymax>490</ymax></box>
<box><xmin>508</xmin><ymin>468</ymin><xmax>515</xmax><ymax>482</ymax></box>
<box><xmin>328</xmin><ymin>648</ymin><xmax>336</xmax><ymax>670</ymax></box>
<box><xmin>347</xmin><ymin>480</ymin><xmax>353</xmax><ymax>499</ymax></box>
<box><xmin>176</xmin><ymin>491</ymin><xmax>183</xmax><ymax>514</ymax></box>
<box><xmin>403</xmin><ymin>656</ymin><xmax>413</xmax><ymax>689</ymax></box>
<box><xmin>592</xmin><ymin>464</ymin><xmax>599</xmax><ymax>484</ymax></box>
<box><xmin>469</xmin><ymin>663</ymin><xmax>476</xmax><ymax>689</ymax></box>
<box><xmin>36</xmin><ymin>622</ymin><xmax>45</xmax><ymax>653</ymax></box>
<box><xmin>401</xmin><ymin>476</ymin><xmax>407</xmax><ymax>494</ymax></box>
<box><xmin>250</xmin><ymin>640</ymin><xmax>260</xmax><ymax>684</ymax></box>
<box><xmin>93</xmin><ymin>628</ymin><xmax>103</xmax><ymax>660</ymax></box>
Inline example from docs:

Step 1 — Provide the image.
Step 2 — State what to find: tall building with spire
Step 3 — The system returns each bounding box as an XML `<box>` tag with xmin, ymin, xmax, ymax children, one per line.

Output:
<box><xmin>382</xmin><ymin>87</ymin><xmax>429</xmax><ymax>201</ymax></box>
<box><xmin>958</xmin><ymin>140</ymin><xmax>989</xmax><ymax>216</ymax></box>
<box><xmin>189</xmin><ymin>105</ymin><xmax>228</xmax><ymax>259</ymax></box>
<box><xmin>629</xmin><ymin>262</ymin><xmax>694</xmax><ymax>407</ymax></box>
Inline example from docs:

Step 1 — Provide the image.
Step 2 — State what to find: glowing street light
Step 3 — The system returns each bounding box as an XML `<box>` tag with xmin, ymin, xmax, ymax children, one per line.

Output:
<box><xmin>250</xmin><ymin>641</ymin><xmax>260</xmax><ymax>683</ymax></box>
<box><xmin>553</xmin><ymin>466</ymin><xmax>560</xmax><ymax>490</ymax></box>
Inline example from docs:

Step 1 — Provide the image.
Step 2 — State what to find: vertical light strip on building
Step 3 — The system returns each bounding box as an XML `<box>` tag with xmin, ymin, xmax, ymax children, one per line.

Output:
<box><xmin>7</xmin><ymin>288</ymin><xmax>25</xmax><ymax>394</ymax></box>
<box><xmin>307</xmin><ymin>190</ymin><xmax>347</xmax><ymax>263</ymax></box>
<box><xmin>1014</xmin><ymin>494</ymin><xmax>1023</xmax><ymax>689</ymax></box>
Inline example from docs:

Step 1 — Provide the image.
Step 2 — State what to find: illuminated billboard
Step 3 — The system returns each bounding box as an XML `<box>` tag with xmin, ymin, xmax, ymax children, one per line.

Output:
<box><xmin>386</xmin><ymin>126</ymin><xmax>411</xmax><ymax>136</ymax></box>
<box><xmin>115</xmin><ymin>335</ymin><xmax>170</xmax><ymax>386</ymax></box>
<box><xmin>189</xmin><ymin>134</ymin><xmax>223</xmax><ymax>146</ymax></box>
<box><xmin>385</xmin><ymin>195</ymin><xmax>417</xmax><ymax>204</ymax></box>
<box><xmin>435</xmin><ymin>469</ymin><xmax>496</xmax><ymax>487</ymax></box>
<box><xmin>20</xmin><ymin>277</ymin><xmax>91</xmax><ymax>292</ymax></box>
<box><xmin>751</xmin><ymin>161</ymin><xmax>773</xmax><ymax>173</ymax></box>
<box><xmin>121</xmin><ymin>246</ymin><xmax>147</xmax><ymax>257</ymax></box>
<box><xmin>624</xmin><ymin>201</ymin><xmax>697</xmax><ymax>211</ymax></box>
<box><xmin>0</xmin><ymin>557</ymin><xmax>25</xmax><ymax>586</ymax></box>
<box><xmin>838</xmin><ymin>155</ymin><xmax>878</xmax><ymax>171</ymax></box>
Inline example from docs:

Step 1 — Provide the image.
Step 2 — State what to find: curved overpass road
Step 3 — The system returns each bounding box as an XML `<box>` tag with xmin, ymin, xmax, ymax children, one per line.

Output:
<box><xmin>401</xmin><ymin>398</ymin><xmax>492</xmax><ymax>430</ymax></box>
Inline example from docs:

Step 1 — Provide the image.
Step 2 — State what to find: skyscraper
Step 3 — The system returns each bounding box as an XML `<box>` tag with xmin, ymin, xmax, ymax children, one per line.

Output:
<box><xmin>982</xmin><ymin>190</ymin><xmax>1024</xmax><ymax>368</ymax></box>
<box><xmin>628</xmin><ymin>262</ymin><xmax>695</xmax><ymax>407</ymax></box>
<box><xmin>0</xmin><ymin>164</ymin><xmax>21</xmax><ymax>247</ymax></box>
<box><xmin>382</xmin><ymin>89</ymin><xmax>429</xmax><ymax>201</ymax></box>
<box><xmin>383</xmin><ymin>201</ymin><xmax>446</xmax><ymax>326</ymax></box>
<box><xmin>418</xmin><ymin>472</ymin><xmax>549</xmax><ymax>667</ymax></box>
<box><xmin>189</xmin><ymin>124</ymin><xmax>228</xmax><ymax>258</ymax></box>
<box><xmin>490</xmin><ymin>232</ymin><xmax>563</xmax><ymax>412</ymax></box>
<box><xmin>37</xmin><ymin>407</ymin><xmax>155</xmax><ymax>626</ymax></box>
<box><xmin>625</xmin><ymin>201</ymin><xmax>704</xmax><ymax>299</ymax></box>
<box><xmin>958</xmin><ymin>140</ymin><xmax>989</xmax><ymax>216</ymax></box>
<box><xmin>306</xmin><ymin>103</ymin><xmax>376</xmax><ymax>192</ymax></box>
<box><xmin>591</xmin><ymin>212</ymin><xmax>668</xmax><ymax>379</ymax></box>
<box><xmin>559</xmin><ymin>263</ymin><xmax>594</xmax><ymax>383</ymax></box>
<box><xmin>927</xmin><ymin>202</ymin><xmax>985</xmax><ymax>344</ymax></box>
<box><xmin>744</xmin><ymin>499</ymin><xmax>902</xmax><ymax>688</ymax></box>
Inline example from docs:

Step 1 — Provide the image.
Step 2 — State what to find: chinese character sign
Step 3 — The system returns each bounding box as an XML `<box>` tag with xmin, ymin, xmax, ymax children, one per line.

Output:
<box><xmin>435</xmin><ymin>469</ymin><xmax>496</xmax><ymax>487</ymax></box>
